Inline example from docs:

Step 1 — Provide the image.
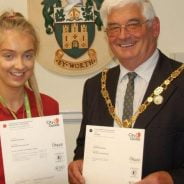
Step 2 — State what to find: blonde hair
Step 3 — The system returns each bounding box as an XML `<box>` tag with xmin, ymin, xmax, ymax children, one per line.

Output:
<box><xmin>0</xmin><ymin>11</ymin><xmax>43</xmax><ymax>116</ymax></box>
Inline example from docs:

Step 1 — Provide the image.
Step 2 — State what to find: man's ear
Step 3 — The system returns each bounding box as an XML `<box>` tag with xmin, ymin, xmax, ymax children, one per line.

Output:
<box><xmin>152</xmin><ymin>17</ymin><xmax>160</xmax><ymax>38</ymax></box>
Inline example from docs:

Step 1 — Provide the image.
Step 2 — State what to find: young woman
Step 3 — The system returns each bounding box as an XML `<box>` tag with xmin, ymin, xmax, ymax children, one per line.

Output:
<box><xmin>0</xmin><ymin>11</ymin><xmax>59</xmax><ymax>183</ymax></box>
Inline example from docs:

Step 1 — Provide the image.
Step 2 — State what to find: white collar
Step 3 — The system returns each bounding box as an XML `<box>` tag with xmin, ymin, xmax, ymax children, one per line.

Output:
<box><xmin>119</xmin><ymin>49</ymin><xmax>159</xmax><ymax>82</ymax></box>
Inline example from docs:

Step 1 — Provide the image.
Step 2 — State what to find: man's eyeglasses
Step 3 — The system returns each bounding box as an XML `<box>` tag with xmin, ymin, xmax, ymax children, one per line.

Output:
<box><xmin>105</xmin><ymin>20</ymin><xmax>150</xmax><ymax>37</ymax></box>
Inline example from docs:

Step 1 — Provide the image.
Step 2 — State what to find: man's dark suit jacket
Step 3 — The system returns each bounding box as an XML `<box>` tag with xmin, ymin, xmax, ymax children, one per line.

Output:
<box><xmin>74</xmin><ymin>51</ymin><xmax>184</xmax><ymax>184</ymax></box>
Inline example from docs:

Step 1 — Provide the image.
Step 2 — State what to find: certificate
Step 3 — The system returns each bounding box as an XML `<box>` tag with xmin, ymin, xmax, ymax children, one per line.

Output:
<box><xmin>0</xmin><ymin>115</ymin><xmax>68</xmax><ymax>184</ymax></box>
<box><xmin>83</xmin><ymin>125</ymin><xmax>145</xmax><ymax>184</ymax></box>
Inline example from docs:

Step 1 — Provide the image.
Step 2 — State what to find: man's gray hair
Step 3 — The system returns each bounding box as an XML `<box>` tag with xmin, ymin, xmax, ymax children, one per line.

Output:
<box><xmin>100</xmin><ymin>0</ymin><xmax>156</xmax><ymax>28</ymax></box>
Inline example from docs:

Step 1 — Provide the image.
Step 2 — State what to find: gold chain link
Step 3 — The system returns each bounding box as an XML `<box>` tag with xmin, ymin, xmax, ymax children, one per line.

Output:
<box><xmin>101</xmin><ymin>64</ymin><xmax>184</xmax><ymax>128</ymax></box>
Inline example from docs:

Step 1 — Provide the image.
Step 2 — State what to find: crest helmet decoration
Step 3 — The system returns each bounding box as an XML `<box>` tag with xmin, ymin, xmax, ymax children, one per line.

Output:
<box><xmin>31</xmin><ymin>0</ymin><xmax>113</xmax><ymax>76</ymax></box>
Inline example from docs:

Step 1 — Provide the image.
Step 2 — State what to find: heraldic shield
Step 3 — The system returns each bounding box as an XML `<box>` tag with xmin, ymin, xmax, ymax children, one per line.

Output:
<box><xmin>54</xmin><ymin>6</ymin><xmax>95</xmax><ymax>59</ymax></box>
<box><xmin>28</xmin><ymin>0</ymin><xmax>113</xmax><ymax>76</ymax></box>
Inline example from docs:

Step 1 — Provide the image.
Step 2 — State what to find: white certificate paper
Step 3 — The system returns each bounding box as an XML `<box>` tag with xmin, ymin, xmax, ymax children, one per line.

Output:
<box><xmin>0</xmin><ymin>115</ymin><xmax>68</xmax><ymax>184</ymax></box>
<box><xmin>83</xmin><ymin>125</ymin><xmax>145</xmax><ymax>184</ymax></box>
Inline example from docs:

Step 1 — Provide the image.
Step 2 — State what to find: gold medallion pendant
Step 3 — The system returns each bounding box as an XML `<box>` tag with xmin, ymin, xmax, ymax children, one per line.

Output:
<box><xmin>153</xmin><ymin>95</ymin><xmax>163</xmax><ymax>105</ymax></box>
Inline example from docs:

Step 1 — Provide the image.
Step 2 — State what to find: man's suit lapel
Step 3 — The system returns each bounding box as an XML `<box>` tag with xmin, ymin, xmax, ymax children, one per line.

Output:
<box><xmin>107</xmin><ymin>66</ymin><xmax>120</xmax><ymax>106</ymax></box>
<box><xmin>134</xmin><ymin>52</ymin><xmax>178</xmax><ymax>128</ymax></box>
<box><xmin>102</xmin><ymin>65</ymin><xmax>120</xmax><ymax>126</ymax></box>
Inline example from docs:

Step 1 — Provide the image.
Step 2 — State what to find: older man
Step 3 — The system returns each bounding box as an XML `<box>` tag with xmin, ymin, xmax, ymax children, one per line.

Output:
<box><xmin>68</xmin><ymin>0</ymin><xmax>184</xmax><ymax>183</ymax></box>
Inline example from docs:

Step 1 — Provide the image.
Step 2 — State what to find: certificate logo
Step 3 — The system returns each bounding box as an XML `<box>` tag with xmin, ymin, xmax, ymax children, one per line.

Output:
<box><xmin>46</xmin><ymin>118</ymin><xmax>60</xmax><ymax>127</ymax></box>
<box><xmin>129</xmin><ymin>156</ymin><xmax>141</xmax><ymax>163</ymax></box>
<box><xmin>52</xmin><ymin>142</ymin><xmax>63</xmax><ymax>149</ymax></box>
<box><xmin>128</xmin><ymin>132</ymin><xmax>141</xmax><ymax>141</ymax></box>
<box><xmin>55</xmin><ymin>153</ymin><xmax>65</xmax><ymax>162</ymax></box>
<box><xmin>130</xmin><ymin>167</ymin><xmax>139</xmax><ymax>178</ymax></box>
<box><xmin>55</xmin><ymin>165</ymin><xmax>65</xmax><ymax>171</ymax></box>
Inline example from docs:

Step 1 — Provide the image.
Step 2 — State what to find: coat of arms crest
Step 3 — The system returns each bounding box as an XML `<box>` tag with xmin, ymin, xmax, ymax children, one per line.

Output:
<box><xmin>28</xmin><ymin>0</ymin><xmax>113</xmax><ymax>76</ymax></box>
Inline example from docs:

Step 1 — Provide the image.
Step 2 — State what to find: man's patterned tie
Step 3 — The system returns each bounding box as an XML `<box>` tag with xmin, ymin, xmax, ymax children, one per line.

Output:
<box><xmin>122</xmin><ymin>72</ymin><xmax>137</xmax><ymax>121</ymax></box>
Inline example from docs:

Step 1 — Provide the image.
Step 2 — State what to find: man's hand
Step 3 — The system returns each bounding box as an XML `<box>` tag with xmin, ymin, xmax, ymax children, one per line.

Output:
<box><xmin>135</xmin><ymin>171</ymin><xmax>174</xmax><ymax>184</ymax></box>
<box><xmin>68</xmin><ymin>160</ymin><xmax>85</xmax><ymax>184</ymax></box>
